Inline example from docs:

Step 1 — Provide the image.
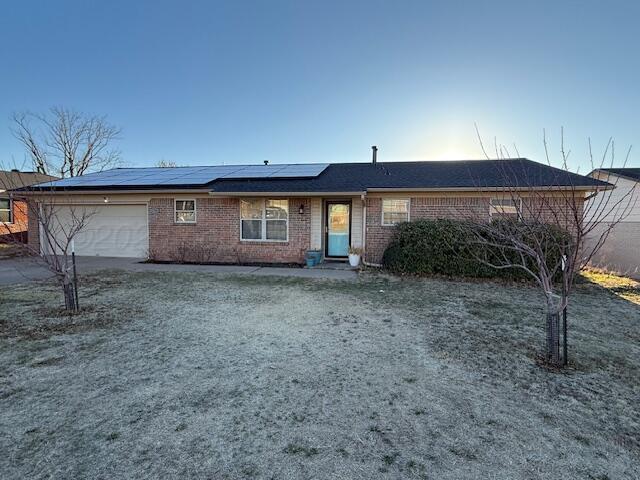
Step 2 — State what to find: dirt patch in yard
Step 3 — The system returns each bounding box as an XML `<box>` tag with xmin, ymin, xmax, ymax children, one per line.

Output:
<box><xmin>0</xmin><ymin>270</ymin><xmax>638</xmax><ymax>479</ymax></box>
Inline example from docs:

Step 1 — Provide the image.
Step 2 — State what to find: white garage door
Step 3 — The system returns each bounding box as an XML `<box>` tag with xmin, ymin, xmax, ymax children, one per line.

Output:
<box><xmin>41</xmin><ymin>204</ymin><xmax>148</xmax><ymax>257</ymax></box>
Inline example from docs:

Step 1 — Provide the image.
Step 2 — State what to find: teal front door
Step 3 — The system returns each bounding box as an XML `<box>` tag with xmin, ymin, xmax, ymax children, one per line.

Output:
<box><xmin>326</xmin><ymin>202</ymin><xmax>350</xmax><ymax>257</ymax></box>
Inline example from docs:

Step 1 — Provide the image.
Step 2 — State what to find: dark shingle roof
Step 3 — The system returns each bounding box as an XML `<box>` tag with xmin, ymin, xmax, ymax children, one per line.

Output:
<box><xmin>596</xmin><ymin>168</ymin><xmax>640</xmax><ymax>182</ymax></box>
<box><xmin>210</xmin><ymin>158</ymin><xmax>608</xmax><ymax>193</ymax></box>
<box><xmin>22</xmin><ymin>158</ymin><xmax>609</xmax><ymax>193</ymax></box>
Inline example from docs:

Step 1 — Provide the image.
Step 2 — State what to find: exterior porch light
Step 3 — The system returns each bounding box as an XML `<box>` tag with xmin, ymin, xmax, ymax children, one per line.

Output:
<box><xmin>298</xmin><ymin>204</ymin><xmax>304</xmax><ymax>214</ymax></box>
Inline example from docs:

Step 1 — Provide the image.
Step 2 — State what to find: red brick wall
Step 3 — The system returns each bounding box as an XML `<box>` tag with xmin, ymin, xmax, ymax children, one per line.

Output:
<box><xmin>364</xmin><ymin>195</ymin><xmax>584</xmax><ymax>264</ymax></box>
<box><xmin>0</xmin><ymin>199</ymin><xmax>29</xmax><ymax>243</ymax></box>
<box><xmin>148</xmin><ymin>197</ymin><xmax>311</xmax><ymax>264</ymax></box>
<box><xmin>27</xmin><ymin>200</ymin><xmax>39</xmax><ymax>251</ymax></box>
<box><xmin>523</xmin><ymin>196</ymin><xmax>584</xmax><ymax>232</ymax></box>
<box><xmin>365</xmin><ymin>196</ymin><xmax>491</xmax><ymax>264</ymax></box>
<box><xmin>411</xmin><ymin>196</ymin><xmax>491</xmax><ymax>220</ymax></box>
<box><xmin>364</xmin><ymin>198</ymin><xmax>396</xmax><ymax>265</ymax></box>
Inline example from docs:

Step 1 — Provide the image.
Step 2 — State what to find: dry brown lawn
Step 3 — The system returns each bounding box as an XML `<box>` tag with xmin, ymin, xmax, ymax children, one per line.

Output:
<box><xmin>1</xmin><ymin>270</ymin><xmax>638</xmax><ymax>479</ymax></box>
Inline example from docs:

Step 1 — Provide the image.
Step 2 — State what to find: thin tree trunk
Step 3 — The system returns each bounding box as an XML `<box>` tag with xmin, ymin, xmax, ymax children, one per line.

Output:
<box><xmin>72</xmin><ymin>252</ymin><xmax>80</xmax><ymax>309</ymax></box>
<box><xmin>562</xmin><ymin>307</ymin><xmax>568</xmax><ymax>366</ymax></box>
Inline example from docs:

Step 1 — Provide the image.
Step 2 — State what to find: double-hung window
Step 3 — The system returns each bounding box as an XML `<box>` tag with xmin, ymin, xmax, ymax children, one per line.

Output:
<box><xmin>241</xmin><ymin>199</ymin><xmax>288</xmax><ymax>241</ymax></box>
<box><xmin>0</xmin><ymin>198</ymin><xmax>12</xmax><ymax>223</ymax></box>
<box><xmin>490</xmin><ymin>197</ymin><xmax>521</xmax><ymax>220</ymax></box>
<box><xmin>175</xmin><ymin>199</ymin><xmax>196</xmax><ymax>223</ymax></box>
<box><xmin>381</xmin><ymin>199</ymin><xmax>410</xmax><ymax>226</ymax></box>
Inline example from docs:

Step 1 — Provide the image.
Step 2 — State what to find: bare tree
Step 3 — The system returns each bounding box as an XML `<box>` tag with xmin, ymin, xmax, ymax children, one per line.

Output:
<box><xmin>461</xmin><ymin>127</ymin><xmax>636</xmax><ymax>367</ymax></box>
<box><xmin>34</xmin><ymin>199</ymin><xmax>95</xmax><ymax>311</ymax></box>
<box><xmin>156</xmin><ymin>159</ymin><xmax>177</xmax><ymax>168</ymax></box>
<box><xmin>0</xmin><ymin>168</ymin><xmax>95</xmax><ymax>312</ymax></box>
<box><xmin>4</xmin><ymin>107</ymin><xmax>121</xmax><ymax>310</ymax></box>
<box><xmin>11</xmin><ymin>107</ymin><xmax>121</xmax><ymax>178</ymax></box>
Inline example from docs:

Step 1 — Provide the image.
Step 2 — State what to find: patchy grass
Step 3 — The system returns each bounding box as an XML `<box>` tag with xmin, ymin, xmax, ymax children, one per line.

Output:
<box><xmin>0</xmin><ymin>270</ymin><xmax>638</xmax><ymax>479</ymax></box>
<box><xmin>283</xmin><ymin>443</ymin><xmax>320</xmax><ymax>457</ymax></box>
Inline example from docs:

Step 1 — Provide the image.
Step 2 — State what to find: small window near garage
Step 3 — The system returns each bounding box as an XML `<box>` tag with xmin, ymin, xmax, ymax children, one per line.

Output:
<box><xmin>0</xmin><ymin>198</ymin><xmax>12</xmax><ymax>223</ymax></box>
<box><xmin>490</xmin><ymin>197</ymin><xmax>521</xmax><ymax>220</ymax></box>
<box><xmin>175</xmin><ymin>199</ymin><xmax>196</xmax><ymax>223</ymax></box>
<box><xmin>241</xmin><ymin>198</ymin><xmax>288</xmax><ymax>241</ymax></box>
<box><xmin>240</xmin><ymin>199</ymin><xmax>263</xmax><ymax>239</ymax></box>
<box><xmin>381</xmin><ymin>199</ymin><xmax>410</xmax><ymax>226</ymax></box>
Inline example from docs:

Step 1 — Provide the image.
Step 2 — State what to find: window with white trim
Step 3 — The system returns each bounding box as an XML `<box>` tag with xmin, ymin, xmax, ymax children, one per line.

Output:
<box><xmin>241</xmin><ymin>199</ymin><xmax>288</xmax><ymax>241</ymax></box>
<box><xmin>0</xmin><ymin>198</ymin><xmax>12</xmax><ymax>223</ymax></box>
<box><xmin>175</xmin><ymin>199</ymin><xmax>196</xmax><ymax>223</ymax></box>
<box><xmin>490</xmin><ymin>197</ymin><xmax>521</xmax><ymax>220</ymax></box>
<box><xmin>381</xmin><ymin>199</ymin><xmax>410</xmax><ymax>225</ymax></box>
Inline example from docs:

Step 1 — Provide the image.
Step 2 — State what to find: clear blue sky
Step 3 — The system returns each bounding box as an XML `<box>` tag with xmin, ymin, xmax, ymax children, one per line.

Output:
<box><xmin>0</xmin><ymin>0</ymin><xmax>638</xmax><ymax>172</ymax></box>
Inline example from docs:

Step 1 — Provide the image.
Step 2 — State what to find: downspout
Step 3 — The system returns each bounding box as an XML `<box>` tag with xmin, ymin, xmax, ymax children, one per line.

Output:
<box><xmin>361</xmin><ymin>192</ymin><xmax>367</xmax><ymax>257</ymax></box>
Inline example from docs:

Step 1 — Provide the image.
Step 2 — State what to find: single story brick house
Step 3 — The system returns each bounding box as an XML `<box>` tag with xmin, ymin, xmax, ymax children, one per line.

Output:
<box><xmin>0</xmin><ymin>170</ymin><xmax>58</xmax><ymax>243</ymax></box>
<box><xmin>23</xmin><ymin>155</ymin><xmax>607</xmax><ymax>265</ymax></box>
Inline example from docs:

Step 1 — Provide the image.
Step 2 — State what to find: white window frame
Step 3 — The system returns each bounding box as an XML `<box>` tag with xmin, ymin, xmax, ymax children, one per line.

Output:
<box><xmin>240</xmin><ymin>198</ymin><xmax>289</xmax><ymax>242</ymax></box>
<box><xmin>489</xmin><ymin>197</ymin><xmax>522</xmax><ymax>220</ymax></box>
<box><xmin>381</xmin><ymin>198</ymin><xmax>410</xmax><ymax>226</ymax></box>
<box><xmin>174</xmin><ymin>199</ymin><xmax>197</xmax><ymax>224</ymax></box>
<box><xmin>0</xmin><ymin>198</ymin><xmax>13</xmax><ymax>224</ymax></box>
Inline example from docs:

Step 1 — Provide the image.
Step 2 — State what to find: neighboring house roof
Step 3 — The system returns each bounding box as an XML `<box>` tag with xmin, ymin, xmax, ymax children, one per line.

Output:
<box><xmin>592</xmin><ymin>168</ymin><xmax>640</xmax><ymax>183</ymax></box>
<box><xmin>25</xmin><ymin>158</ymin><xmax>609</xmax><ymax>193</ymax></box>
<box><xmin>0</xmin><ymin>170</ymin><xmax>58</xmax><ymax>195</ymax></box>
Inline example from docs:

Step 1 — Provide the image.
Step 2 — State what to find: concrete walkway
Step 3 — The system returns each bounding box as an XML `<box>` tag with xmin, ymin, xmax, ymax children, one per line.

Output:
<box><xmin>0</xmin><ymin>256</ymin><xmax>358</xmax><ymax>286</ymax></box>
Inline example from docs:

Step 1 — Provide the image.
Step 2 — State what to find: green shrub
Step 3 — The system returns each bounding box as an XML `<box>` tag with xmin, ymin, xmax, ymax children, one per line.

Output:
<box><xmin>382</xmin><ymin>219</ymin><xmax>570</xmax><ymax>280</ymax></box>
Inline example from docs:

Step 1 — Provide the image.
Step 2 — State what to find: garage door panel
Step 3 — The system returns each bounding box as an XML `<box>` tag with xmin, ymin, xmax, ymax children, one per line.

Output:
<box><xmin>76</xmin><ymin>216</ymin><xmax>141</xmax><ymax>227</ymax></box>
<box><xmin>41</xmin><ymin>204</ymin><xmax>148</xmax><ymax>257</ymax></box>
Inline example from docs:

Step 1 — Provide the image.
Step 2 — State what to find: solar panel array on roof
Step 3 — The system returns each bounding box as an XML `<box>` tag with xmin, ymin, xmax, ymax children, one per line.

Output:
<box><xmin>39</xmin><ymin>164</ymin><xmax>330</xmax><ymax>188</ymax></box>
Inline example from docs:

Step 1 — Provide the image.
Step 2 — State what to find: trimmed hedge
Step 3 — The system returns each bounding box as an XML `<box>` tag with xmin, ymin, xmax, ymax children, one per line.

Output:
<box><xmin>382</xmin><ymin>219</ymin><xmax>570</xmax><ymax>280</ymax></box>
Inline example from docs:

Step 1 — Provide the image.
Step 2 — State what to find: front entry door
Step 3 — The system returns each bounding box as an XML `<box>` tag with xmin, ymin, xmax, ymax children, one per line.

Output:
<box><xmin>326</xmin><ymin>202</ymin><xmax>350</xmax><ymax>257</ymax></box>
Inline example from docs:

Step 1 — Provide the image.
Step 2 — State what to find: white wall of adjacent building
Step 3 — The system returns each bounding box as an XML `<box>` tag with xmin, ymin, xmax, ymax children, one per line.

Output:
<box><xmin>586</xmin><ymin>171</ymin><xmax>640</xmax><ymax>278</ymax></box>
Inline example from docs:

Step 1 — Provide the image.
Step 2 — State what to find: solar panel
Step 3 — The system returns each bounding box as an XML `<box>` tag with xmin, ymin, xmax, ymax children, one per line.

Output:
<box><xmin>72</xmin><ymin>178</ymin><xmax>126</xmax><ymax>186</ymax></box>
<box><xmin>159</xmin><ymin>177</ymin><xmax>221</xmax><ymax>185</ymax></box>
<box><xmin>113</xmin><ymin>177</ymin><xmax>177</xmax><ymax>186</ymax></box>
<box><xmin>44</xmin><ymin>177</ymin><xmax>86</xmax><ymax>187</ymax></box>
<box><xmin>202</xmin><ymin>166</ymin><xmax>243</xmax><ymax>171</ymax></box>
<box><xmin>275</xmin><ymin>164</ymin><xmax>329</xmax><ymax>177</ymax></box>
<box><xmin>226</xmin><ymin>166</ymin><xmax>276</xmax><ymax>174</ymax></box>
<box><xmin>216</xmin><ymin>164</ymin><xmax>330</xmax><ymax>179</ymax></box>
<box><xmin>155</xmin><ymin>167</ymin><xmax>208</xmax><ymax>176</ymax></box>
<box><xmin>40</xmin><ymin>163</ymin><xmax>330</xmax><ymax>188</ymax></box>
<box><xmin>223</xmin><ymin>170</ymin><xmax>283</xmax><ymax>179</ymax></box>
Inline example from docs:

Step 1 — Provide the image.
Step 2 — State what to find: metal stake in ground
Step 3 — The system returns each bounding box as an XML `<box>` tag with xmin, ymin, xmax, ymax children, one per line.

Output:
<box><xmin>72</xmin><ymin>240</ymin><xmax>79</xmax><ymax>310</ymax></box>
<box><xmin>562</xmin><ymin>255</ymin><xmax>568</xmax><ymax>366</ymax></box>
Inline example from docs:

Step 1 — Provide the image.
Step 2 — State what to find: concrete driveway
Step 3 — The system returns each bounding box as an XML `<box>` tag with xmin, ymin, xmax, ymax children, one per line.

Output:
<box><xmin>0</xmin><ymin>256</ymin><xmax>357</xmax><ymax>286</ymax></box>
